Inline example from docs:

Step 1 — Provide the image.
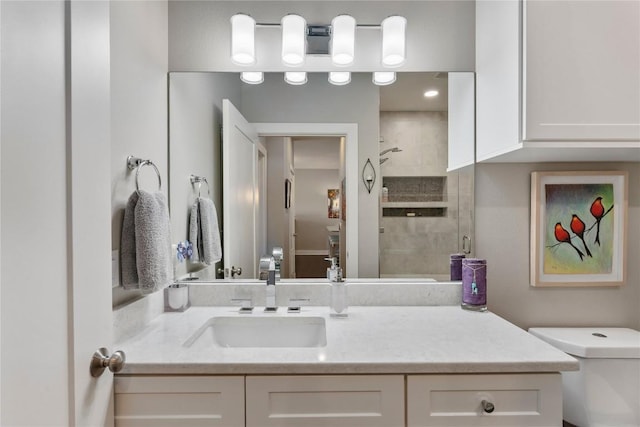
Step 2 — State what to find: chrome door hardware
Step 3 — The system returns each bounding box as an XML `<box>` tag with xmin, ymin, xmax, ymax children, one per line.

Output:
<box><xmin>90</xmin><ymin>347</ymin><xmax>126</xmax><ymax>378</ymax></box>
<box><xmin>231</xmin><ymin>266</ymin><xmax>242</xmax><ymax>278</ymax></box>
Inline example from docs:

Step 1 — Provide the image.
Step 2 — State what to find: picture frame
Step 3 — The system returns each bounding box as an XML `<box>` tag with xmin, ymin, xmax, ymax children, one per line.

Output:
<box><xmin>530</xmin><ymin>171</ymin><xmax>628</xmax><ymax>287</ymax></box>
<box><xmin>328</xmin><ymin>189</ymin><xmax>340</xmax><ymax>218</ymax></box>
<box><xmin>284</xmin><ymin>178</ymin><xmax>291</xmax><ymax>209</ymax></box>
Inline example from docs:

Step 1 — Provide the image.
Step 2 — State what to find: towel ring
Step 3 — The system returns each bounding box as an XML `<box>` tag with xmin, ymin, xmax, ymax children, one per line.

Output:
<box><xmin>190</xmin><ymin>175</ymin><xmax>210</xmax><ymax>198</ymax></box>
<box><xmin>127</xmin><ymin>155</ymin><xmax>161</xmax><ymax>192</ymax></box>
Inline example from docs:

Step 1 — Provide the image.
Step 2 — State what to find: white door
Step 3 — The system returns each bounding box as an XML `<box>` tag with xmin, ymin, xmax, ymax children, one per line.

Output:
<box><xmin>70</xmin><ymin>1</ymin><xmax>116</xmax><ymax>424</ymax></box>
<box><xmin>222</xmin><ymin>99</ymin><xmax>259</xmax><ymax>279</ymax></box>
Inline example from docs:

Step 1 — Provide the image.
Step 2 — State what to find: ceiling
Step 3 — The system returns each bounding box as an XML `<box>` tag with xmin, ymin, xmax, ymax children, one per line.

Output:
<box><xmin>379</xmin><ymin>72</ymin><xmax>449</xmax><ymax>112</ymax></box>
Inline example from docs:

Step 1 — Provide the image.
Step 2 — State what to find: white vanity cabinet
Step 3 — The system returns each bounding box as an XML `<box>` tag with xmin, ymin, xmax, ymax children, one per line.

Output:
<box><xmin>115</xmin><ymin>373</ymin><xmax>563</xmax><ymax>427</ymax></box>
<box><xmin>476</xmin><ymin>0</ymin><xmax>640</xmax><ymax>163</ymax></box>
<box><xmin>407</xmin><ymin>373</ymin><xmax>562</xmax><ymax>427</ymax></box>
<box><xmin>245</xmin><ymin>375</ymin><xmax>405</xmax><ymax>427</ymax></box>
<box><xmin>114</xmin><ymin>376</ymin><xmax>245</xmax><ymax>427</ymax></box>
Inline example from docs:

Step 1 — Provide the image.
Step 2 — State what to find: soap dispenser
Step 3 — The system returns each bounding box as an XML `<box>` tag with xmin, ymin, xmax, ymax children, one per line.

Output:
<box><xmin>325</xmin><ymin>257</ymin><xmax>347</xmax><ymax>317</ymax></box>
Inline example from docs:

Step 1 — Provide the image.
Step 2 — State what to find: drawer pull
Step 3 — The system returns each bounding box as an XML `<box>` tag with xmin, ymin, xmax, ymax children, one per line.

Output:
<box><xmin>481</xmin><ymin>399</ymin><xmax>495</xmax><ymax>413</ymax></box>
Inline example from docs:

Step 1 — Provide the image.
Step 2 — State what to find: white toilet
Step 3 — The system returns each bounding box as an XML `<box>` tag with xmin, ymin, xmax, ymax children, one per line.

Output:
<box><xmin>529</xmin><ymin>327</ymin><xmax>640</xmax><ymax>427</ymax></box>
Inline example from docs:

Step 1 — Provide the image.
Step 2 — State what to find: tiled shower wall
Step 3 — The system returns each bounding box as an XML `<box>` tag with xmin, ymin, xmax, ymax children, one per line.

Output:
<box><xmin>379</xmin><ymin>111</ymin><xmax>474</xmax><ymax>279</ymax></box>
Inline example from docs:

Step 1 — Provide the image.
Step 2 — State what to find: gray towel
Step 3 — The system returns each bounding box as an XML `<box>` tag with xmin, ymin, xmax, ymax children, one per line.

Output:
<box><xmin>120</xmin><ymin>190</ymin><xmax>172</xmax><ymax>294</ymax></box>
<box><xmin>189</xmin><ymin>197</ymin><xmax>222</xmax><ymax>265</ymax></box>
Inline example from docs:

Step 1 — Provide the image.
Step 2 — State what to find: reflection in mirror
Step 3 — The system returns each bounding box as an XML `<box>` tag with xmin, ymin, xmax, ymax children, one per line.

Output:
<box><xmin>168</xmin><ymin>72</ymin><xmax>474</xmax><ymax>282</ymax></box>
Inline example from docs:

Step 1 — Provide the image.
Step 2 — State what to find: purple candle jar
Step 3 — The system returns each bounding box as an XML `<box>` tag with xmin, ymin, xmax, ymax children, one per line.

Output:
<box><xmin>450</xmin><ymin>254</ymin><xmax>465</xmax><ymax>281</ymax></box>
<box><xmin>461</xmin><ymin>258</ymin><xmax>487</xmax><ymax>311</ymax></box>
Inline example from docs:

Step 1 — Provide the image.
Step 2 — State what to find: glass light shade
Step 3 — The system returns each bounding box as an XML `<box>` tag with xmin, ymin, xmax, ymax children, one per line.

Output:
<box><xmin>331</xmin><ymin>15</ymin><xmax>356</xmax><ymax>66</ymax></box>
<box><xmin>328</xmin><ymin>71</ymin><xmax>351</xmax><ymax>85</ymax></box>
<box><xmin>381</xmin><ymin>16</ymin><xmax>406</xmax><ymax>67</ymax></box>
<box><xmin>372</xmin><ymin>71</ymin><xmax>396</xmax><ymax>86</ymax></box>
<box><xmin>284</xmin><ymin>71</ymin><xmax>307</xmax><ymax>85</ymax></box>
<box><xmin>281</xmin><ymin>15</ymin><xmax>306</xmax><ymax>66</ymax></box>
<box><xmin>230</xmin><ymin>14</ymin><xmax>256</xmax><ymax>65</ymax></box>
<box><xmin>240</xmin><ymin>71</ymin><xmax>264</xmax><ymax>84</ymax></box>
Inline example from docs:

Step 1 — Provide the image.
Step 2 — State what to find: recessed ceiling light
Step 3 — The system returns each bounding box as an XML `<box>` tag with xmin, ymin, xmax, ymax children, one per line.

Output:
<box><xmin>424</xmin><ymin>90</ymin><xmax>439</xmax><ymax>97</ymax></box>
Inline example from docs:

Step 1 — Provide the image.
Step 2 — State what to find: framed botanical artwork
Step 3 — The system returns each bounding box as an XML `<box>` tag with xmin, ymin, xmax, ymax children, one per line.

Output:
<box><xmin>530</xmin><ymin>171</ymin><xmax>628</xmax><ymax>287</ymax></box>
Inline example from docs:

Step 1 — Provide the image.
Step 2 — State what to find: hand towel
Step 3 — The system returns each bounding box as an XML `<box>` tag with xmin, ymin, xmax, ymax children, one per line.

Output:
<box><xmin>189</xmin><ymin>197</ymin><xmax>222</xmax><ymax>265</ymax></box>
<box><xmin>120</xmin><ymin>190</ymin><xmax>172</xmax><ymax>294</ymax></box>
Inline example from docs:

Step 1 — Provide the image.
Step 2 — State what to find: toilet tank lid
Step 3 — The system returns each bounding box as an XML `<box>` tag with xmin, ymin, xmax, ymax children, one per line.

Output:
<box><xmin>529</xmin><ymin>328</ymin><xmax>640</xmax><ymax>359</ymax></box>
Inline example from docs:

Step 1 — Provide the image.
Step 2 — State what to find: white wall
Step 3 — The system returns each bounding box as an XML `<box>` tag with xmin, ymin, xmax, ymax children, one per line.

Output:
<box><xmin>111</xmin><ymin>1</ymin><xmax>169</xmax><ymax>307</ymax></box>
<box><xmin>168</xmin><ymin>72</ymin><xmax>242</xmax><ymax>280</ymax></box>
<box><xmin>476</xmin><ymin>162</ymin><xmax>640</xmax><ymax>330</ymax></box>
<box><xmin>1</xmin><ymin>2</ymin><xmax>70</xmax><ymax>424</ymax></box>
<box><xmin>168</xmin><ymin>0</ymin><xmax>475</xmax><ymax>72</ymax></box>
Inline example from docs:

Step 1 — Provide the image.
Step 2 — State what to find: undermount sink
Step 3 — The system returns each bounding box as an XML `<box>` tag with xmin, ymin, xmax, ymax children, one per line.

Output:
<box><xmin>185</xmin><ymin>315</ymin><xmax>327</xmax><ymax>348</ymax></box>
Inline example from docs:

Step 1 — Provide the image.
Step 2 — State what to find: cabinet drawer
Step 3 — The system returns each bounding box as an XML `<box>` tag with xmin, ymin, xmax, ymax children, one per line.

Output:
<box><xmin>246</xmin><ymin>375</ymin><xmax>405</xmax><ymax>427</ymax></box>
<box><xmin>114</xmin><ymin>376</ymin><xmax>244</xmax><ymax>427</ymax></box>
<box><xmin>407</xmin><ymin>373</ymin><xmax>562</xmax><ymax>427</ymax></box>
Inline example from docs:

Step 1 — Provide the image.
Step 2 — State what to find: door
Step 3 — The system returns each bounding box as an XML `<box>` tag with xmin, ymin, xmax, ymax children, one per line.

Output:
<box><xmin>70</xmin><ymin>1</ymin><xmax>116</xmax><ymax>424</ymax></box>
<box><xmin>222</xmin><ymin>99</ymin><xmax>259</xmax><ymax>279</ymax></box>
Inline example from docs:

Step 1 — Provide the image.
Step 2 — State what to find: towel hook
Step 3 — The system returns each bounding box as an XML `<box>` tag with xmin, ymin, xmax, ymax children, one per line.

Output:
<box><xmin>127</xmin><ymin>155</ymin><xmax>161</xmax><ymax>192</ymax></box>
<box><xmin>190</xmin><ymin>175</ymin><xmax>210</xmax><ymax>198</ymax></box>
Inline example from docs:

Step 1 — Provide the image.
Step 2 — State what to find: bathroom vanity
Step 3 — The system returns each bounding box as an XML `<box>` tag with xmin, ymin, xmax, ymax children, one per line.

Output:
<box><xmin>113</xmin><ymin>304</ymin><xmax>577</xmax><ymax>427</ymax></box>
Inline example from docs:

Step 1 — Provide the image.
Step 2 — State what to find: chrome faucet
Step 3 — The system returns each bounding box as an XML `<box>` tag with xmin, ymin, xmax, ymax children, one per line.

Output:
<box><xmin>265</xmin><ymin>258</ymin><xmax>277</xmax><ymax>311</ymax></box>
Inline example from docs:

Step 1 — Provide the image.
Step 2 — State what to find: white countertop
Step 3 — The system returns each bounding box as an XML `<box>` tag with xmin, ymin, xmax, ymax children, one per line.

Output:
<box><xmin>115</xmin><ymin>306</ymin><xmax>578</xmax><ymax>375</ymax></box>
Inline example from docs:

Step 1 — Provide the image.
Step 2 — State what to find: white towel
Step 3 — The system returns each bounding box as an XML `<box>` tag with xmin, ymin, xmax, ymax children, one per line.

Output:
<box><xmin>120</xmin><ymin>190</ymin><xmax>172</xmax><ymax>294</ymax></box>
<box><xmin>189</xmin><ymin>197</ymin><xmax>222</xmax><ymax>265</ymax></box>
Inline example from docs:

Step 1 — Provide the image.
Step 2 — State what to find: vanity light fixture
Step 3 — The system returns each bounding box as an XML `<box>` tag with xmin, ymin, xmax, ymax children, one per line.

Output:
<box><xmin>230</xmin><ymin>14</ymin><xmax>256</xmax><ymax>65</ymax></box>
<box><xmin>424</xmin><ymin>90</ymin><xmax>439</xmax><ymax>97</ymax></box>
<box><xmin>381</xmin><ymin>16</ymin><xmax>407</xmax><ymax>67</ymax></box>
<box><xmin>330</xmin><ymin>15</ymin><xmax>356</xmax><ymax>66</ymax></box>
<box><xmin>230</xmin><ymin>13</ymin><xmax>407</xmax><ymax>86</ymax></box>
<box><xmin>241</xmin><ymin>71</ymin><xmax>264</xmax><ymax>84</ymax></box>
<box><xmin>281</xmin><ymin>14</ymin><xmax>306</xmax><ymax>66</ymax></box>
<box><xmin>328</xmin><ymin>71</ymin><xmax>351</xmax><ymax>85</ymax></box>
<box><xmin>373</xmin><ymin>71</ymin><xmax>396</xmax><ymax>85</ymax></box>
<box><xmin>284</xmin><ymin>71</ymin><xmax>307</xmax><ymax>85</ymax></box>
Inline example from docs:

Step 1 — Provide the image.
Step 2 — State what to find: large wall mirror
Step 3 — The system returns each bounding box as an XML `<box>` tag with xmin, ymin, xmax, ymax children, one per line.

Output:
<box><xmin>169</xmin><ymin>72</ymin><xmax>474</xmax><ymax>282</ymax></box>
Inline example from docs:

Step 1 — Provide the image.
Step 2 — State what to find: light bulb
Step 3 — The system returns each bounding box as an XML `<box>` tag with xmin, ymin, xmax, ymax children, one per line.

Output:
<box><xmin>329</xmin><ymin>71</ymin><xmax>351</xmax><ymax>85</ymax></box>
<box><xmin>331</xmin><ymin>15</ymin><xmax>356</xmax><ymax>66</ymax></box>
<box><xmin>284</xmin><ymin>71</ymin><xmax>307</xmax><ymax>85</ymax></box>
<box><xmin>373</xmin><ymin>71</ymin><xmax>396</xmax><ymax>85</ymax></box>
<box><xmin>381</xmin><ymin>16</ymin><xmax>406</xmax><ymax>67</ymax></box>
<box><xmin>240</xmin><ymin>71</ymin><xmax>264</xmax><ymax>84</ymax></box>
<box><xmin>281</xmin><ymin>14</ymin><xmax>306</xmax><ymax>66</ymax></box>
<box><xmin>230</xmin><ymin>14</ymin><xmax>256</xmax><ymax>66</ymax></box>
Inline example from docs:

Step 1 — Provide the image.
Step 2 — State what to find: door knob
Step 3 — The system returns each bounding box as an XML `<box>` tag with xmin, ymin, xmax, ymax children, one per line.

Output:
<box><xmin>231</xmin><ymin>266</ymin><xmax>242</xmax><ymax>278</ymax></box>
<box><xmin>90</xmin><ymin>347</ymin><xmax>126</xmax><ymax>378</ymax></box>
<box><xmin>481</xmin><ymin>399</ymin><xmax>495</xmax><ymax>413</ymax></box>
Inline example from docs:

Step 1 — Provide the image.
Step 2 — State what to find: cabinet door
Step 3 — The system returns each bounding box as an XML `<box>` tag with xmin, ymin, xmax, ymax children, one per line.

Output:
<box><xmin>407</xmin><ymin>373</ymin><xmax>562</xmax><ymax>427</ymax></box>
<box><xmin>524</xmin><ymin>0</ymin><xmax>640</xmax><ymax>141</ymax></box>
<box><xmin>246</xmin><ymin>375</ymin><xmax>405</xmax><ymax>427</ymax></box>
<box><xmin>114</xmin><ymin>376</ymin><xmax>245</xmax><ymax>427</ymax></box>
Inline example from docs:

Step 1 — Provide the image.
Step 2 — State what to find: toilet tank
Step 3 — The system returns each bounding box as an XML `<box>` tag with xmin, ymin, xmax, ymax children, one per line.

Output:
<box><xmin>529</xmin><ymin>328</ymin><xmax>640</xmax><ymax>427</ymax></box>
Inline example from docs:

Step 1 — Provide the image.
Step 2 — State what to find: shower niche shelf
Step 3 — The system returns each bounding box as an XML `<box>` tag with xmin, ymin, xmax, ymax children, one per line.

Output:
<box><xmin>381</xmin><ymin>176</ymin><xmax>448</xmax><ymax>217</ymax></box>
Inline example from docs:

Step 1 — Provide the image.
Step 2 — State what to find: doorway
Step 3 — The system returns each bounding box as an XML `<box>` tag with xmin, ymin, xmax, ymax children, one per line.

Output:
<box><xmin>254</xmin><ymin>123</ymin><xmax>359</xmax><ymax>278</ymax></box>
<box><xmin>291</xmin><ymin>136</ymin><xmax>343</xmax><ymax>278</ymax></box>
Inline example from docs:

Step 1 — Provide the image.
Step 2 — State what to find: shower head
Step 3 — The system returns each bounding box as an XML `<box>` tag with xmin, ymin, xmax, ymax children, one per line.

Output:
<box><xmin>379</xmin><ymin>147</ymin><xmax>402</xmax><ymax>156</ymax></box>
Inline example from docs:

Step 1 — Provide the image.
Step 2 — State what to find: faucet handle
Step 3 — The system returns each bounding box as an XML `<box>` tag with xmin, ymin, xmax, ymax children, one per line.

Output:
<box><xmin>288</xmin><ymin>298</ymin><xmax>310</xmax><ymax>313</ymax></box>
<box><xmin>231</xmin><ymin>298</ymin><xmax>254</xmax><ymax>314</ymax></box>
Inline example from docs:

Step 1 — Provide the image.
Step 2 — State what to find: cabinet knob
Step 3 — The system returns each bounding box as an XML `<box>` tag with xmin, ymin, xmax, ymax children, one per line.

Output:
<box><xmin>90</xmin><ymin>348</ymin><xmax>126</xmax><ymax>378</ymax></box>
<box><xmin>481</xmin><ymin>399</ymin><xmax>495</xmax><ymax>413</ymax></box>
